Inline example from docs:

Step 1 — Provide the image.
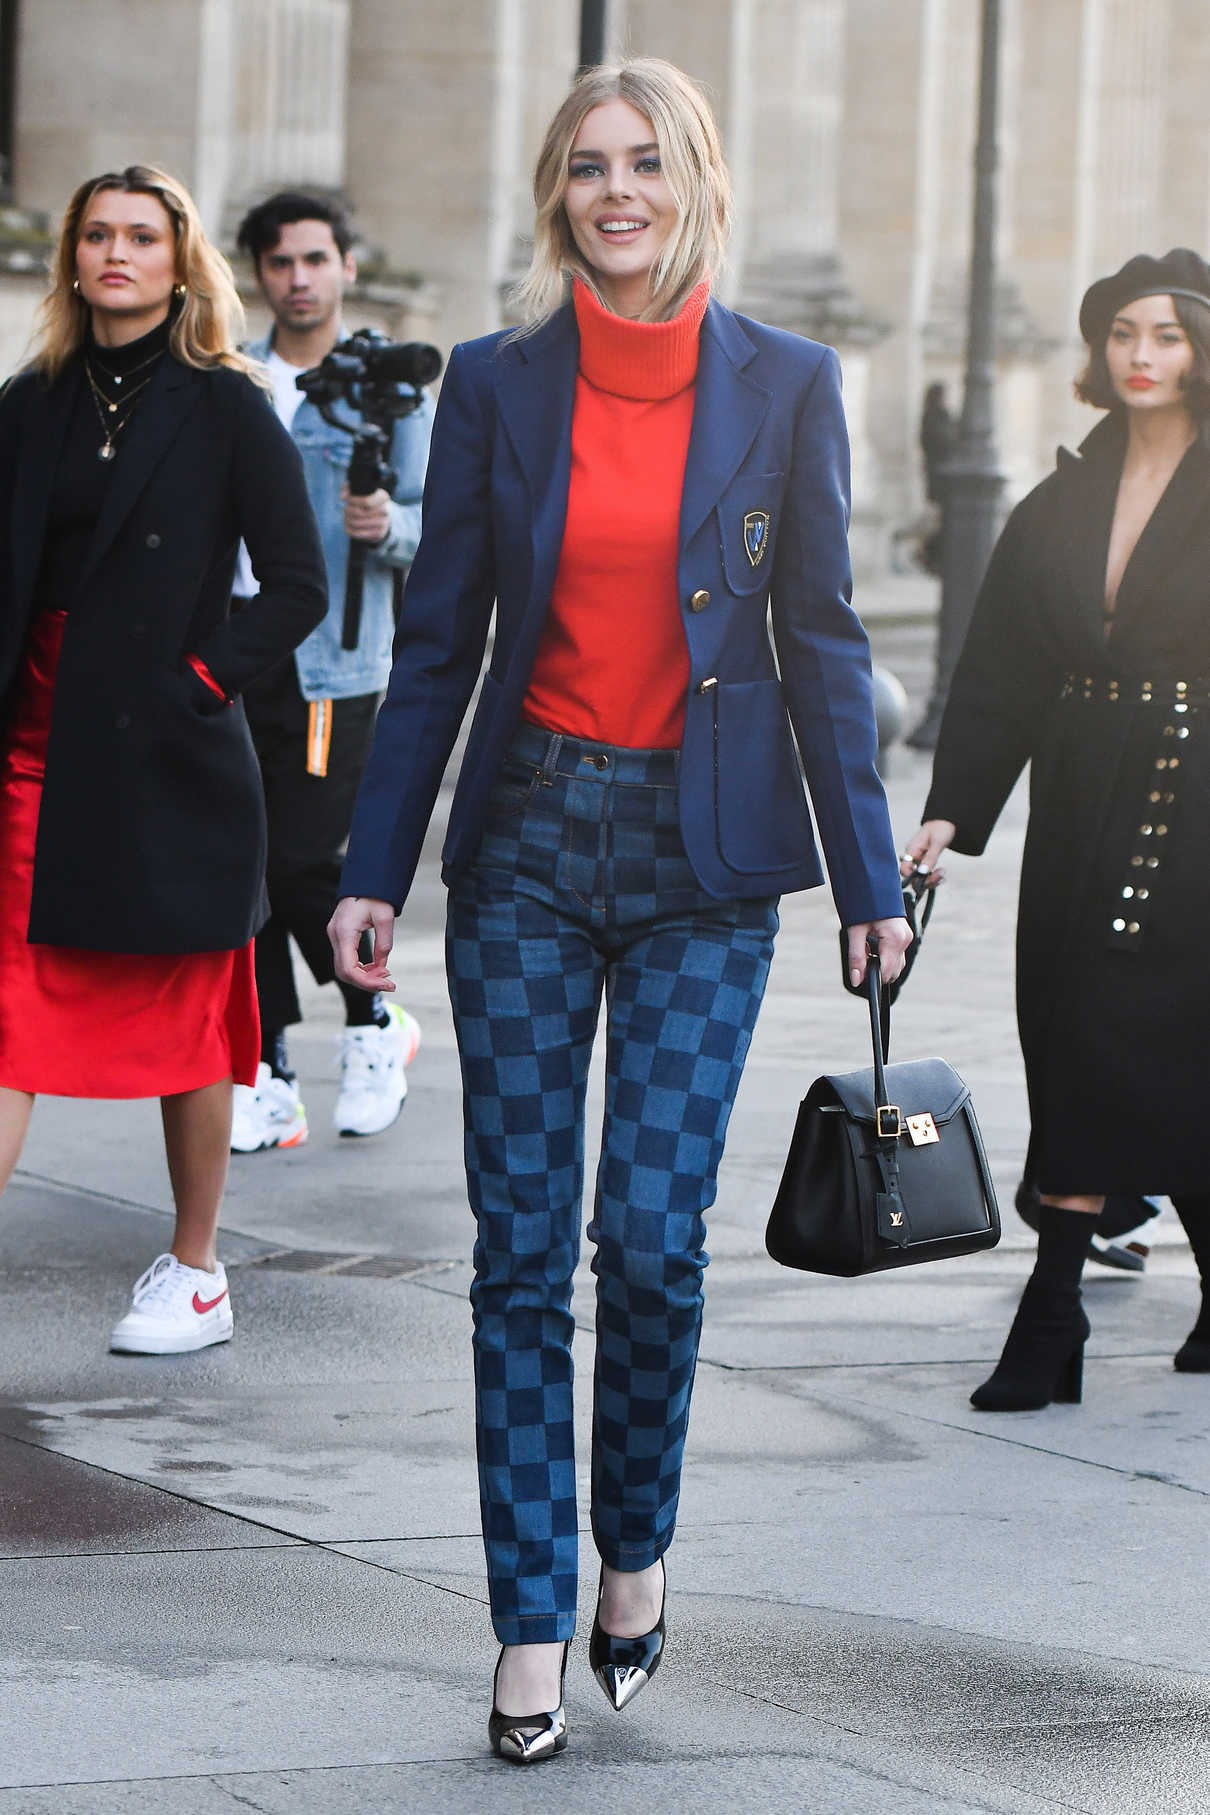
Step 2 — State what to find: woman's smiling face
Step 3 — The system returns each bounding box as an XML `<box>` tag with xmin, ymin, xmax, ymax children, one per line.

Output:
<box><xmin>562</xmin><ymin>98</ymin><xmax>678</xmax><ymax>318</ymax></box>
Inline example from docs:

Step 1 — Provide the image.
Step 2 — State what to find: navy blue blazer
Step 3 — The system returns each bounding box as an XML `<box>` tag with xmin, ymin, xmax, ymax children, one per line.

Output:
<box><xmin>341</xmin><ymin>296</ymin><xmax>903</xmax><ymax>927</ymax></box>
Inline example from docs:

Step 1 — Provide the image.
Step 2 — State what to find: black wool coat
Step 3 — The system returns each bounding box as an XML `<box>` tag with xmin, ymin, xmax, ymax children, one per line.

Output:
<box><xmin>925</xmin><ymin>413</ymin><xmax>1210</xmax><ymax>1194</ymax></box>
<box><xmin>0</xmin><ymin>352</ymin><xmax>327</xmax><ymax>954</ymax></box>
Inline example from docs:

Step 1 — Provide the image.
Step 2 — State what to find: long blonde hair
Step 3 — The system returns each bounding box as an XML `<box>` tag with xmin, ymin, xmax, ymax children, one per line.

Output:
<box><xmin>511</xmin><ymin>58</ymin><xmax>732</xmax><ymax>328</ymax></box>
<box><xmin>32</xmin><ymin>164</ymin><xmax>264</xmax><ymax>384</ymax></box>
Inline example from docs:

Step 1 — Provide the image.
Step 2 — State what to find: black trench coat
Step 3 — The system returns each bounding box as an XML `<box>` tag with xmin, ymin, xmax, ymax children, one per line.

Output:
<box><xmin>0</xmin><ymin>352</ymin><xmax>327</xmax><ymax>954</ymax></box>
<box><xmin>925</xmin><ymin>413</ymin><xmax>1210</xmax><ymax>1194</ymax></box>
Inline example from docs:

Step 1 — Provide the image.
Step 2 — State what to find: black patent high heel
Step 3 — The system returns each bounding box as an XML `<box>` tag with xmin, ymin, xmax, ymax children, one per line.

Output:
<box><xmin>488</xmin><ymin>1641</ymin><xmax>569</xmax><ymax>1764</ymax></box>
<box><xmin>589</xmin><ymin>1558</ymin><xmax>666</xmax><ymax>1711</ymax></box>
<box><xmin>970</xmin><ymin>1283</ymin><xmax>1090</xmax><ymax>1412</ymax></box>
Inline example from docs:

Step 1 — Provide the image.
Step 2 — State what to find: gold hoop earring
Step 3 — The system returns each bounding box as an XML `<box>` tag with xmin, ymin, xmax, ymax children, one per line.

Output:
<box><xmin>174</xmin><ymin>283</ymin><xmax>187</xmax><ymax>299</ymax></box>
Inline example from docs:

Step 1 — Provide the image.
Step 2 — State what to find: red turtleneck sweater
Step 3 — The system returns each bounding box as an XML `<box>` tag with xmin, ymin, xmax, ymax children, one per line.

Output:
<box><xmin>522</xmin><ymin>279</ymin><xmax>709</xmax><ymax>749</ymax></box>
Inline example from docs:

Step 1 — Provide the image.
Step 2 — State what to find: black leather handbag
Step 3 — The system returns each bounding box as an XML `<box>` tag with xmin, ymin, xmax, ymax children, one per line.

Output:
<box><xmin>765</xmin><ymin>950</ymin><xmax>1000</xmax><ymax>1278</ymax></box>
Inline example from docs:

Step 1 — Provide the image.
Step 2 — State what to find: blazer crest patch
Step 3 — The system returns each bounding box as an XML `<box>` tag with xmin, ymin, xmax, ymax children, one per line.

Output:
<box><xmin>743</xmin><ymin>509</ymin><xmax>771</xmax><ymax>568</ymax></box>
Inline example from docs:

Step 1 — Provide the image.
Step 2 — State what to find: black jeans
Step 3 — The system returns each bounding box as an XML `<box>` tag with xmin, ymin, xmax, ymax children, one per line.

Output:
<box><xmin>244</xmin><ymin>656</ymin><xmax>380</xmax><ymax>1038</ymax></box>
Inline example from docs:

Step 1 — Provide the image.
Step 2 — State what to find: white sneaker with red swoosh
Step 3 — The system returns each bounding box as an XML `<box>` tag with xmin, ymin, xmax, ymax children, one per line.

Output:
<box><xmin>109</xmin><ymin>1253</ymin><xmax>234</xmax><ymax>1355</ymax></box>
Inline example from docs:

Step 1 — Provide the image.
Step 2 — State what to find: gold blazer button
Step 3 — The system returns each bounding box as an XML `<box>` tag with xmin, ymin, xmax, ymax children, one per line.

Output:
<box><xmin>689</xmin><ymin>589</ymin><xmax>711</xmax><ymax>611</ymax></box>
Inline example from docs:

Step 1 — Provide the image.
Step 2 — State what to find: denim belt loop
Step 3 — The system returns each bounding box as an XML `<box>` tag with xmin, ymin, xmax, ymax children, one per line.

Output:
<box><xmin>537</xmin><ymin>731</ymin><xmax>564</xmax><ymax>786</ymax></box>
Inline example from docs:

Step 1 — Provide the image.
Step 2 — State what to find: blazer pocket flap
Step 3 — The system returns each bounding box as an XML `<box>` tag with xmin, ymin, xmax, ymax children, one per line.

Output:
<box><xmin>716</xmin><ymin>473</ymin><xmax>783</xmax><ymax>595</ymax></box>
<box><xmin>818</xmin><ymin>1058</ymin><xmax>971</xmax><ymax>1130</ymax></box>
<box><xmin>714</xmin><ymin>677</ymin><xmax>814</xmax><ymax>874</ymax></box>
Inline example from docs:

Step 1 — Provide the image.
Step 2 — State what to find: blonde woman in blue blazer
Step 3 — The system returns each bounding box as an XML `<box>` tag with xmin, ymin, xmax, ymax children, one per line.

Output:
<box><xmin>331</xmin><ymin>57</ymin><xmax>910</xmax><ymax>1761</ymax></box>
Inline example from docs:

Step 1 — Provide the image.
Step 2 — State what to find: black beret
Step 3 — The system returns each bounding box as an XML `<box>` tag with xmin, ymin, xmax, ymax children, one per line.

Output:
<box><xmin>1079</xmin><ymin>248</ymin><xmax>1210</xmax><ymax>345</ymax></box>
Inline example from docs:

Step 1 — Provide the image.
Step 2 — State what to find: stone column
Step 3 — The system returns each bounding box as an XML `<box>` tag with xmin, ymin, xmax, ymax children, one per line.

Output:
<box><xmin>839</xmin><ymin>0</ymin><xmax>956</xmax><ymax>553</ymax></box>
<box><xmin>618</xmin><ymin>0</ymin><xmax>755</xmax><ymax>302</ymax></box>
<box><xmin>623</xmin><ymin>1</ymin><xmax>885</xmax><ymax>563</ymax></box>
<box><xmin>499</xmin><ymin>0</ymin><xmax>578</xmax><ymax>319</ymax></box>
<box><xmin>346</xmin><ymin>0</ymin><xmax>527</xmax><ymax>348</ymax></box>
<box><xmin>1031</xmin><ymin>0</ymin><xmax>1174</xmax><ymax>462</ymax></box>
<box><xmin>848</xmin><ymin>0</ymin><xmax>1050</xmax><ymax>533</ymax></box>
<box><xmin>225</xmin><ymin>0</ymin><xmax>350</xmax><ymax>217</ymax></box>
<box><xmin>1081</xmin><ymin>0</ymin><xmax>1170</xmax><ymax>280</ymax></box>
<box><xmin>621</xmin><ymin>0</ymin><xmax>741</xmax><ymax>102</ymax></box>
<box><xmin>14</xmin><ymin>0</ymin><xmax>221</xmax><ymax>221</ymax></box>
<box><xmin>1004</xmin><ymin>0</ymin><xmax>1089</xmax><ymax>471</ymax></box>
<box><xmin>1163</xmin><ymin>0</ymin><xmax>1210</xmax><ymax>252</ymax></box>
<box><xmin>14</xmin><ymin>0</ymin><xmax>349</xmax><ymax>238</ymax></box>
<box><xmin>737</xmin><ymin>0</ymin><xmax>877</xmax><ymax>342</ymax></box>
<box><xmin>744</xmin><ymin>0</ymin><xmax>844</xmax><ymax>269</ymax></box>
<box><xmin>738</xmin><ymin>0</ymin><xmax>886</xmax><ymax>566</ymax></box>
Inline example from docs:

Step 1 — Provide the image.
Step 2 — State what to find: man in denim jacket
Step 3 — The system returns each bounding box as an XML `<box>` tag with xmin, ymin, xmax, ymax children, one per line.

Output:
<box><xmin>230</xmin><ymin>192</ymin><xmax>434</xmax><ymax>1151</ymax></box>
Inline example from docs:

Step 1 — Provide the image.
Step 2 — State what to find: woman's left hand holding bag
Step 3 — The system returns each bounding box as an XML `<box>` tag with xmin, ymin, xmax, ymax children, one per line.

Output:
<box><xmin>844</xmin><ymin>916</ymin><xmax>913</xmax><ymax>989</ymax></box>
<box><xmin>328</xmin><ymin>895</ymin><xmax>398</xmax><ymax>993</ymax></box>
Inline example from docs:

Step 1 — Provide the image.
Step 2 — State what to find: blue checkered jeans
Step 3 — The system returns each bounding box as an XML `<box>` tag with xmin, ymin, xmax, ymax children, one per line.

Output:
<box><xmin>446</xmin><ymin>723</ymin><xmax>778</xmax><ymax>1643</ymax></box>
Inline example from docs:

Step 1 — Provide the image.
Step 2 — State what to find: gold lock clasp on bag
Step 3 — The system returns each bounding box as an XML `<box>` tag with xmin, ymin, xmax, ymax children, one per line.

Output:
<box><xmin>906</xmin><ymin>1113</ymin><xmax>939</xmax><ymax>1147</ymax></box>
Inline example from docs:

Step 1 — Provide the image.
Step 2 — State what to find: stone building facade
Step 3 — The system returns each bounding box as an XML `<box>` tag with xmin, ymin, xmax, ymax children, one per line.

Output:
<box><xmin>3</xmin><ymin>0</ymin><xmax>1210</xmax><ymax>569</ymax></box>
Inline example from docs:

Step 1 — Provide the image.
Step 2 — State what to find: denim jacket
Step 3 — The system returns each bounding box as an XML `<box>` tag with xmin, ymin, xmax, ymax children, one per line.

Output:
<box><xmin>245</xmin><ymin>334</ymin><xmax>434</xmax><ymax>701</ymax></box>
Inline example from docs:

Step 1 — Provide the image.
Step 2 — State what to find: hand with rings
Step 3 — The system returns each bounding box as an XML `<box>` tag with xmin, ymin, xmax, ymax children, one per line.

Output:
<box><xmin>899</xmin><ymin>818</ymin><xmax>956</xmax><ymax>889</ymax></box>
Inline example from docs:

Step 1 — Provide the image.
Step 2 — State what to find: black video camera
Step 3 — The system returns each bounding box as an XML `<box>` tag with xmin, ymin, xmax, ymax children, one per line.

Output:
<box><xmin>297</xmin><ymin>329</ymin><xmax>443</xmax><ymax>649</ymax></box>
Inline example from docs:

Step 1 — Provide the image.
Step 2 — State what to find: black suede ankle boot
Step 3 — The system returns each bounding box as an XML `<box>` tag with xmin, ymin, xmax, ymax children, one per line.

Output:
<box><xmin>1170</xmin><ymin>1196</ymin><xmax>1210</xmax><ymax>1373</ymax></box>
<box><xmin>970</xmin><ymin>1204</ymin><xmax>1097</xmax><ymax>1411</ymax></box>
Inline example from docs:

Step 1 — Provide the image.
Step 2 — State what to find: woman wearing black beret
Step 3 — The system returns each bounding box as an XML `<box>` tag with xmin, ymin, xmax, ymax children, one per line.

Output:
<box><xmin>903</xmin><ymin>247</ymin><xmax>1210</xmax><ymax>1410</ymax></box>
<box><xmin>0</xmin><ymin>165</ymin><xmax>326</xmax><ymax>1351</ymax></box>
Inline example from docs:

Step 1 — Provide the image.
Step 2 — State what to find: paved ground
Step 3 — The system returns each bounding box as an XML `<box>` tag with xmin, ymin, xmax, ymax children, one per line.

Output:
<box><xmin>3</xmin><ymin>578</ymin><xmax>1208</xmax><ymax>1813</ymax></box>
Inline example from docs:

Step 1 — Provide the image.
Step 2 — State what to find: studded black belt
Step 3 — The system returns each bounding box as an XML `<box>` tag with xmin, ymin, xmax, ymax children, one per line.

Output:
<box><xmin>1059</xmin><ymin>674</ymin><xmax>1210</xmax><ymax>706</ymax></box>
<box><xmin>1057</xmin><ymin>682</ymin><xmax>1204</xmax><ymax>950</ymax></box>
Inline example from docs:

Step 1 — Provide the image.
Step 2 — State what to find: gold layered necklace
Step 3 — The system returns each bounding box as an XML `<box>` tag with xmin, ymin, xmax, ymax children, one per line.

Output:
<box><xmin>85</xmin><ymin>348</ymin><xmax>165</xmax><ymax>462</ymax></box>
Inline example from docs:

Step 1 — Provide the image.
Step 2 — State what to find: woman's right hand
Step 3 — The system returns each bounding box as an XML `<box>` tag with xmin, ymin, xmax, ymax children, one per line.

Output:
<box><xmin>899</xmin><ymin>818</ymin><xmax>956</xmax><ymax>888</ymax></box>
<box><xmin>327</xmin><ymin>895</ymin><xmax>398</xmax><ymax>992</ymax></box>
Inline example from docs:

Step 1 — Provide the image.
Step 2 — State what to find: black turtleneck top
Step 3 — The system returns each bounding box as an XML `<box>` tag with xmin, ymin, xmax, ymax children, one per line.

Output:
<box><xmin>34</xmin><ymin>314</ymin><xmax>174</xmax><ymax>615</ymax></box>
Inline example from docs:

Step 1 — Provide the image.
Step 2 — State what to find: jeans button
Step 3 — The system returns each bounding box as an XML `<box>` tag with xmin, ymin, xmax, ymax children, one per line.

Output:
<box><xmin>593</xmin><ymin>754</ymin><xmax>609</xmax><ymax>770</ymax></box>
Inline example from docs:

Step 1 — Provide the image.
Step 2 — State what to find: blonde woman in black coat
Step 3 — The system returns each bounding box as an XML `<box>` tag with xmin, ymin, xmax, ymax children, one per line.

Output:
<box><xmin>0</xmin><ymin>166</ymin><xmax>325</xmax><ymax>1351</ymax></box>
<box><xmin>904</xmin><ymin>249</ymin><xmax>1210</xmax><ymax>1411</ymax></box>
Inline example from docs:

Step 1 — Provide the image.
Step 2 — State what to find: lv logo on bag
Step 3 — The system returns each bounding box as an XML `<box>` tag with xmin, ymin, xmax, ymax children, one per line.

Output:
<box><xmin>743</xmin><ymin>509</ymin><xmax>771</xmax><ymax>567</ymax></box>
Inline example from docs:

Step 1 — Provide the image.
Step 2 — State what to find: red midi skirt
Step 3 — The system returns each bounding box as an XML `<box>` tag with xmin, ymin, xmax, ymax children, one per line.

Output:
<box><xmin>0</xmin><ymin>611</ymin><xmax>260</xmax><ymax>1097</ymax></box>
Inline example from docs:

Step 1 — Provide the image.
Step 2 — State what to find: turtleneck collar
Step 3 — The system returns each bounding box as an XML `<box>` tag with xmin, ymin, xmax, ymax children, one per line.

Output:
<box><xmin>573</xmin><ymin>278</ymin><xmax>709</xmax><ymax>401</ymax></box>
<box><xmin>87</xmin><ymin>311</ymin><xmax>174</xmax><ymax>378</ymax></box>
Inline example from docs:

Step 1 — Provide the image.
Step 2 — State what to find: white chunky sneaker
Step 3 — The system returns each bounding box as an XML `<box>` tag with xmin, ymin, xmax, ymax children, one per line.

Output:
<box><xmin>334</xmin><ymin>1004</ymin><xmax>421</xmax><ymax>1138</ymax></box>
<box><xmin>230</xmin><ymin>1062</ymin><xmax>308</xmax><ymax>1153</ymax></box>
<box><xmin>109</xmin><ymin>1253</ymin><xmax>234</xmax><ymax>1355</ymax></box>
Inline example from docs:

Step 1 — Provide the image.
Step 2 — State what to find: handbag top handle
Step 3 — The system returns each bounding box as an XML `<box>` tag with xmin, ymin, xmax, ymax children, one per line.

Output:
<box><xmin>864</xmin><ymin>944</ymin><xmax>900</xmax><ymax>1139</ymax></box>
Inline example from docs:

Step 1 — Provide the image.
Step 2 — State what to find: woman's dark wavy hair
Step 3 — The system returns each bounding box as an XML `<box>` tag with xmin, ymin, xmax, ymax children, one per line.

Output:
<box><xmin>1075</xmin><ymin>294</ymin><xmax>1210</xmax><ymax>429</ymax></box>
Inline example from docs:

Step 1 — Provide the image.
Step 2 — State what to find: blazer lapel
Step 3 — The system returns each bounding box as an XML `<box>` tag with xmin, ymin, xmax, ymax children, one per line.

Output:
<box><xmin>75</xmin><ymin>356</ymin><xmax>203</xmax><ymax>598</ymax></box>
<box><xmin>11</xmin><ymin>365</ymin><xmax>80</xmax><ymax>623</ymax></box>
<box><xmin>680</xmin><ymin>301</ymin><xmax>772</xmax><ymax>547</ymax></box>
<box><xmin>495</xmin><ymin>307</ymin><xmax>578</xmax><ymax>643</ymax></box>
